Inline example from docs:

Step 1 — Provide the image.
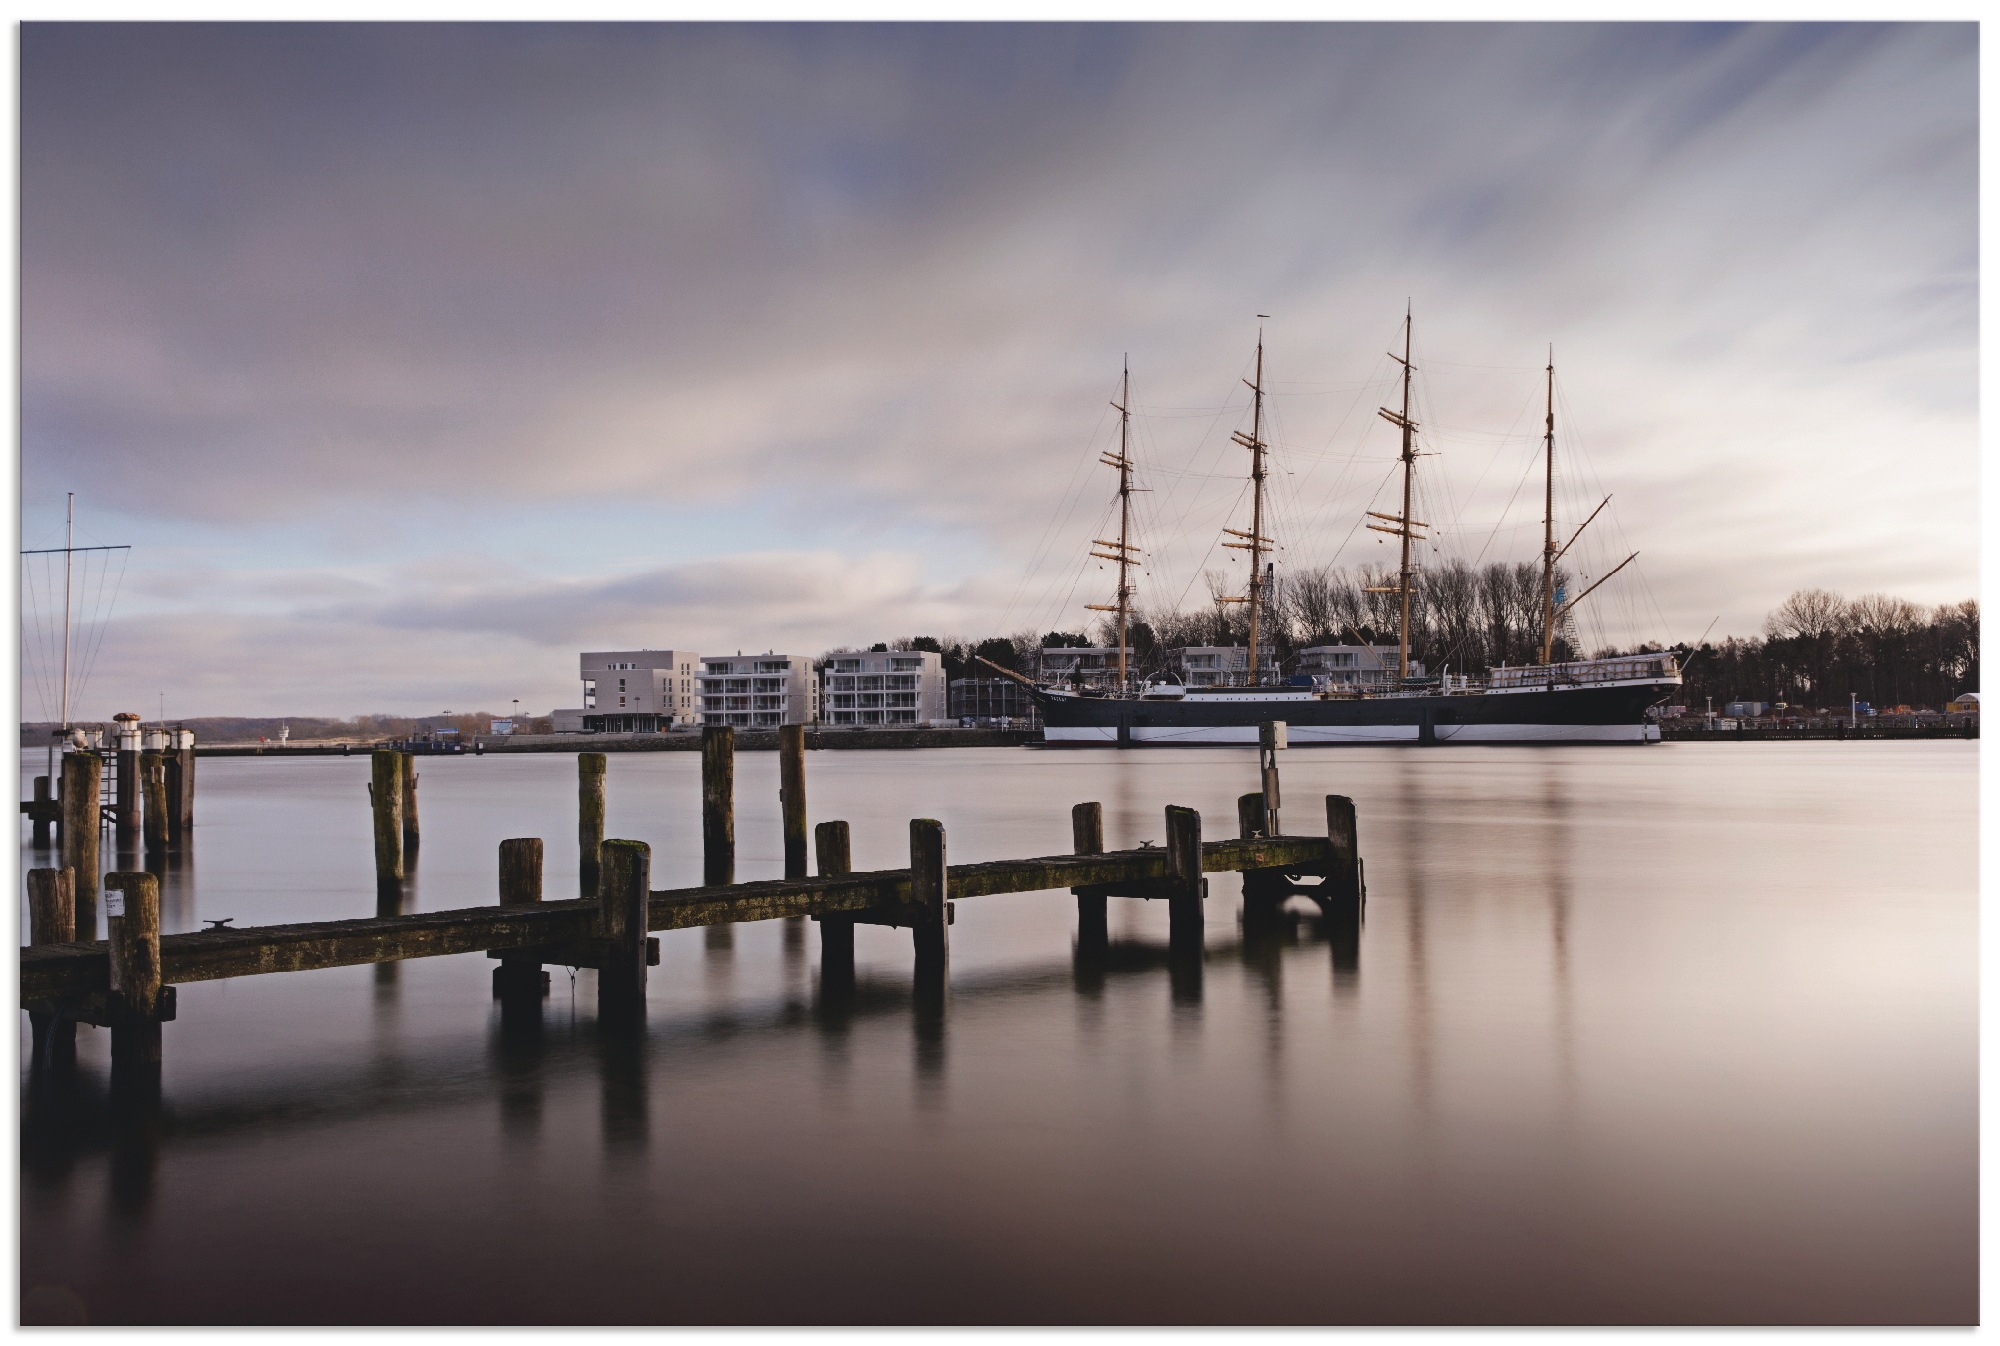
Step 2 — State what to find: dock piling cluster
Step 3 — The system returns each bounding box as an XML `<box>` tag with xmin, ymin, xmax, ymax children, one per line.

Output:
<box><xmin>24</xmin><ymin>727</ymin><xmax>1366</xmax><ymax>1097</ymax></box>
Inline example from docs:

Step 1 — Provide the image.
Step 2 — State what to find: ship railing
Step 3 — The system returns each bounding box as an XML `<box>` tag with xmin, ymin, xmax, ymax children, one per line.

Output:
<box><xmin>1487</xmin><ymin>653</ymin><xmax>1679</xmax><ymax>689</ymax></box>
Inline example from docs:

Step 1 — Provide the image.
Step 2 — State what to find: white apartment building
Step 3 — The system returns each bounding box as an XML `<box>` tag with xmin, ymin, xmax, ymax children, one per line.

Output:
<box><xmin>697</xmin><ymin>654</ymin><xmax>819</xmax><ymax>729</ymax></box>
<box><xmin>1174</xmin><ymin>645</ymin><xmax>1266</xmax><ymax>687</ymax></box>
<box><xmin>822</xmin><ymin>650</ymin><xmax>947</xmax><ymax>727</ymax></box>
<box><xmin>1296</xmin><ymin>644</ymin><xmax>1422</xmax><ymax>687</ymax></box>
<box><xmin>570</xmin><ymin>649</ymin><xmax>702</xmax><ymax>731</ymax></box>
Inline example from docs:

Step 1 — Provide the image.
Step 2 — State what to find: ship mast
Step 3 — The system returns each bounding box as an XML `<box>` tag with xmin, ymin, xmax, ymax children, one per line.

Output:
<box><xmin>1540</xmin><ymin>347</ymin><xmax>1556</xmax><ymax>665</ymax></box>
<box><xmin>1086</xmin><ymin>361</ymin><xmax>1140</xmax><ymax>691</ymax></box>
<box><xmin>61</xmin><ymin>492</ymin><xmax>74</xmax><ymax>729</ymax></box>
<box><xmin>1222</xmin><ymin>324</ymin><xmax>1274</xmax><ymax>685</ymax></box>
<box><xmin>1366</xmin><ymin>307</ymin><xmax>1426</xmax><ymax>682</ymax></box>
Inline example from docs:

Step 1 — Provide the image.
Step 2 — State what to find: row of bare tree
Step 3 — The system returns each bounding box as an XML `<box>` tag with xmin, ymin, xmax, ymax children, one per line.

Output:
<box><xmin>1679</xmin><ymin>590</ymin><xmax>1981</xmax><ymax>712</ymax></box>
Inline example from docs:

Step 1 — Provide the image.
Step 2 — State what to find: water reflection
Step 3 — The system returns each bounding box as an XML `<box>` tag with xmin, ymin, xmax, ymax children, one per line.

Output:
<box><xmin>17</xmin><ymin>747</ymin><xmax>1978</xmax><ymax>1323</ymax></box>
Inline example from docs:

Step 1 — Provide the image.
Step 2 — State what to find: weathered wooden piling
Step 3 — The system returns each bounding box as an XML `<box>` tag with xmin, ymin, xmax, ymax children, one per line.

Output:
<box><xmin>597</xmin><ymin>839</ymin><xmax>651</xmax><ymax>1023</ymax></box>
<box><xmin>814</xmin><ymin>820</ymin><xmax>855</xmax><ymax>982</ymax></box>
<box><xmin>30</xmin><ymin>775</ymin><xmax>55</xmax><ymax>848</ymax></box>
<box><xmin>140</xmin><ymin>751</ymin><xmax>168</xmax><ymax>856</ymax></box>
<box><xmin>27</xmin><ymin>868</ymin><xmax>77</xmax><ymax>1065</ymax></box>
<box><xmin>369</xmin><ymin>750</ymin><xmax>405</xmax><ymax>884</ymax></box>
<box><xmin>779</xmin><ymin>724</ymin><xmax>809</xmax><ymax>880</ymax></box>
<box><xmin>1165</xmin><ymin>805</ymin><xmax>1205</xmax><ymax>947</ymax></box>
<box><xmin>1239</xmin><ymin>792</ymin><xmax>1289</xmax><ymax>920</ymax></box>
<box><xmin>163</xmin><ymin>743</ymin><xmax>192</xmax><ymax>850</ymax></box>
<box><xmin>493</xmin><ymin>838</ymin><xmax>549</xmax><ymax>1004</ymax></box>
<box><xmin>177</xmin><ymin>737</ymin><xmax>196</xmax><ymax>839</ymax></box>
<box><xmin>59</xmin><ymin>752</ymin><xmax>101</xmax><ymax>940</ymax></box>
<box><xmin>104</xmin><ymin>871</ymin><xmax>165</xmax><ymax>1082</ymax></box>
<box><xmin>115</xmin><ymin>749</ymin><xmax>139</xmax><ymax>843</ymax></box>
<box><xmin>909</xmin><ymin>819</ymin><xmax>949</xmax><ymax>984</ymax></box>
<box><xmin>702</xmin><ymin>726</ymin><xmax>734</xmax><ymax>886</ymax></box>
<box><xmin>1326</xmin><ymin>794</ymin><xmax>1362</xmax><ymax>904</ymax></box>
<box><xmin>578</xmin><ymin>752</ymin><xmax>606</xmax><ymax>898</ymax></box>
<box><xmin>400</xmin><ymin>752</ymin><xmax>420</xmax><ymax>853</ymax></box>
<box><xmin>1072</xmin><ymin>802</ymin><xmax>1107</xmax><ymax>947</ymax></box>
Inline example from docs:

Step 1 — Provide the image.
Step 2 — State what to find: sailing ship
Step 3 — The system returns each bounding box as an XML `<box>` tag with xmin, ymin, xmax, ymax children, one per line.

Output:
<box><xmin>989</xmin><ymin>313</ymin><xmax>1681</xmax><ymax>745</ymax></box>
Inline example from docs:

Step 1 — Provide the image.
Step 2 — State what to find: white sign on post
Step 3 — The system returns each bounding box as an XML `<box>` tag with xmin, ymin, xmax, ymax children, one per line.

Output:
<box><xmin>105</xmin><ymin>891</ymin><xmax>125</xmax><ymax>918</ymax></box>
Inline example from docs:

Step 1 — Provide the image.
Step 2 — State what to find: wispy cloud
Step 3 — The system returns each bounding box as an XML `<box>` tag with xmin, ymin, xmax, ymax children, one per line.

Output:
<box><xmin>19</xmin><ymin>22</ymin><xmax>1976</xmax><ymax>716</ymax></box>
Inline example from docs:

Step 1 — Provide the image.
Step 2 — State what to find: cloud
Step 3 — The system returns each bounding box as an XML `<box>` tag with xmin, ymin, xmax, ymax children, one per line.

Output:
<box><xmin>17</xmin><ymin>23</ymin><xmax>1978</xmax><ymax>714</ymax></box>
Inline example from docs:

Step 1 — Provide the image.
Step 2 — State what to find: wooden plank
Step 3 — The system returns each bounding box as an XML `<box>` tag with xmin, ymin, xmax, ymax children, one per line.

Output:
<box><xmin>19</xmin><ymin>835</ymin><xmax>1332</xmax><ymax>999</ymax></box>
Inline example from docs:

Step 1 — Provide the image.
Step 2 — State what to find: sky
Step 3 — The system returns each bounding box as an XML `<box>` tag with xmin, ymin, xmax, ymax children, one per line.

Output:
<box><xmin>16</xmin><ymin>21</ymin><xmax>1978</xmax><ymax>720</ymax></box>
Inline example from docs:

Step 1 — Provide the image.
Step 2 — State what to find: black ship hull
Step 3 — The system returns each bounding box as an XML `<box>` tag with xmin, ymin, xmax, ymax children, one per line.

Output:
<box><xmin>1038</xmin><ymin>679</ymin><xmax>1674</xmax><ymax>745</ymax></box>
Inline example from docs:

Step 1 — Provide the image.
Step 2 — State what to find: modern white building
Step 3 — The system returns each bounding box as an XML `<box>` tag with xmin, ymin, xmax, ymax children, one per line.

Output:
<box><xmin>1173</xmin><ymin>645</ymin><xmax>1274</xmax><ymax>687</ymax></box>
<box><xmin>698</xmin><ymin>654</ymin><xmax>819</xmax><ymax>729</ymax></box>
<box><xmin>550</xmin><ymin>649</ymin><xmax>700</xmax><ymax>732</ymax></box>
<box><xmin>1295</xmin><ymin>644</ymin><xmax>1417</xmax><ymax>688</ymax></box>
<box><xmin>822</xmin><ymin>650</ymin><xmax>947</xmax><ymax>727</ymax></box>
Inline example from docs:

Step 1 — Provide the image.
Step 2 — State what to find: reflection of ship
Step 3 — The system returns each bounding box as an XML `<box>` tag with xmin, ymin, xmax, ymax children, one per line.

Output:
<box><xmin>990</xmin><ymin>312</ymin><xmax>1680</xmax><ymax>745</ymax></box>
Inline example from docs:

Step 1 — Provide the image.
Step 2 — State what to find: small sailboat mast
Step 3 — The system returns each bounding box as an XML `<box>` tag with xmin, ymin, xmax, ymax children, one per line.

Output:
<box><xmin>1222</xmin><ymin>323</ymin><xmax>1275</xmax><ymax>685</ymax></box>
<box><xmin>1086</xmin><ymin>360</ymin><xmax>1141</xmax><ymax>692</ymax></box>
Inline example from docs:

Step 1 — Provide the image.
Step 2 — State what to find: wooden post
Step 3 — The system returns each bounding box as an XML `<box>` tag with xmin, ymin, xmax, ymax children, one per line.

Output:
<box><xmin>779</xmin><ymin>724</ymin><xmax>808</xmax><ymax>880</ymax></box>
<box><xmin>909</xmin><ymin>818</ymin><xmax>948</xmax><ymax>984</ymax></box>
<box><xmin>26</xmin><ymin>868</ymin><xmax>77</xmax><ymax>1066</ymax></box>
<box><xmin>596</xmin><ymin>839</ymin><xmax>650</xmax><ymax>1023</ymax></box>
<box><xmin>493</xmin><ymin>838</ymin><xmax>549</xmax><ymax>1004</ymax></box>
<box><xmin>163</xmin><ymin>745</ymin><xmax>193</xmax><ymax>850</ymax></box>
<box><xmin>114</xmin><ymin>750</ymin><xmax>139</xmax><ymax>843</ymax></box>
<box><xmin>1326</xmin><ymin>794</ymin><xmax>1362</xmax><ymax>904</ymax></box>
<box><xmin>815</xmin><ymin>820</ymin><xmax>855</xmax><ymax>986</ymax></box>
<box><xmin>1071</xmin><ymin>802</ymin><xmax>1107</xmax><ymax>946</ymax></box>
<box><xmin>60</xmin><ymin>752</ymin><xmax>101</xmax><ymax>941</ymax></box>
<box><xmin>140</xmin><ymin>751</ymin><xmax>167</xmax><ymax>856</ymax></box>
<box><xmin>1237</xmin><ymin>792</ymin><xmax>1266</xmax><ymax>840</ymax></box>
<box><xmin>31</xmin><ymin>774</ymin><xmax>54</xmax><ymax>848</ymax></box>
<box><xmin>104</xmin><ymin>871</ymin><xmax>164</xmax><ymax>1079</ymax></box>
<box><xmin>369</xmin><ymin>750</ymin><xmax>404</xmax><ymax>885</ymax></box>
<box><xmin>1165</xmin><ymin>805</ymin><xmax>1205</xmax><ymax>948</ymax></box>
<box><xmin>702</xmin><ymin>726</ymin><xmax>734</xmax><ymax>886</ymax></box>
<box><xmin>178</xmin><ymin>738</ymin><xmax>196</xmax><ymax>838</ymax></box>
<box><xmin>400</xmin><ymin>752</ymin><xmax>420</xmax><ymax>854</ymax></box>
<box><xmin>1239</xmin><ymin>792</ymin><xmax>1286</xmax><ymax>922</ymax></box>
<box><xmin>578</xmin><ymin>753</ymin><xmax>606</xmax><ymax>898</ymax></box>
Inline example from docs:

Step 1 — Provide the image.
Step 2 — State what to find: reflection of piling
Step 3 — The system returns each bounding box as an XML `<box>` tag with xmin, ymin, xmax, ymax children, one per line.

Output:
<box><xmin>26</xmin><ymin>868</ymin><xmax>77</xmax><ymax>1067</ymax></box>
<box><xmin>105</xmin><ymin>870</ymin><xmax>167</xmax><ymax>1224</ymax></box>
<box><xmin>369</xmin><ymin>750</ymin><xmax>404</xmax><ymax>887</ymax></box>
<box><xmin>1072</xmin><ymin>802</ymin><xmax>1107</xmax><ymax>950</ymax></box>
<box><xmin>596</xmin><ymin>839</ymin><xmax>651</xmax><ymax>1026</ymax></box>
<box><xmin>400</xmin><ymin>752</ymin><xmax>420</xmax><ymax>855</ymax></box>
<box><xmin>60</xmin><ymin>753</ymin><xmax>101</xmax><ymax>941</ymax></box>
<box><xmin>701</xmin><ymin>727</ymin><xmax>734</xmax><ymax>886</ymax></box>
<box><xmin>577</xmin><ymin>752</ymin><xmax>606</xmax><ymax>898</ymax></box>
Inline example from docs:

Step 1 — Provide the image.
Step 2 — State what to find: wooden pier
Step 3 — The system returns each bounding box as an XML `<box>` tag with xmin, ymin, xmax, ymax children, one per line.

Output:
<box><xmin>22</xmin><ymin>733</ymin><xmax>1364</xmax><ymax>1085</ymax></box>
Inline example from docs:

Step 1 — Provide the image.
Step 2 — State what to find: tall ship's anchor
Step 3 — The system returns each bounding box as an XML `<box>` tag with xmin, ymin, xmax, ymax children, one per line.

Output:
<box><xmin>985</xmin><ymin>311</ymin><xmax>1681</xmax><ymax>746</ymax></box>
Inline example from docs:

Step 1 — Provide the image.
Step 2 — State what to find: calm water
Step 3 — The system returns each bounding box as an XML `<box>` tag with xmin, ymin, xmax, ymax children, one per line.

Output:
<box><xmin>17</xmin><ymin>742</ymin><xmax>1977</xmax><ymax>1324</ymax></box>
